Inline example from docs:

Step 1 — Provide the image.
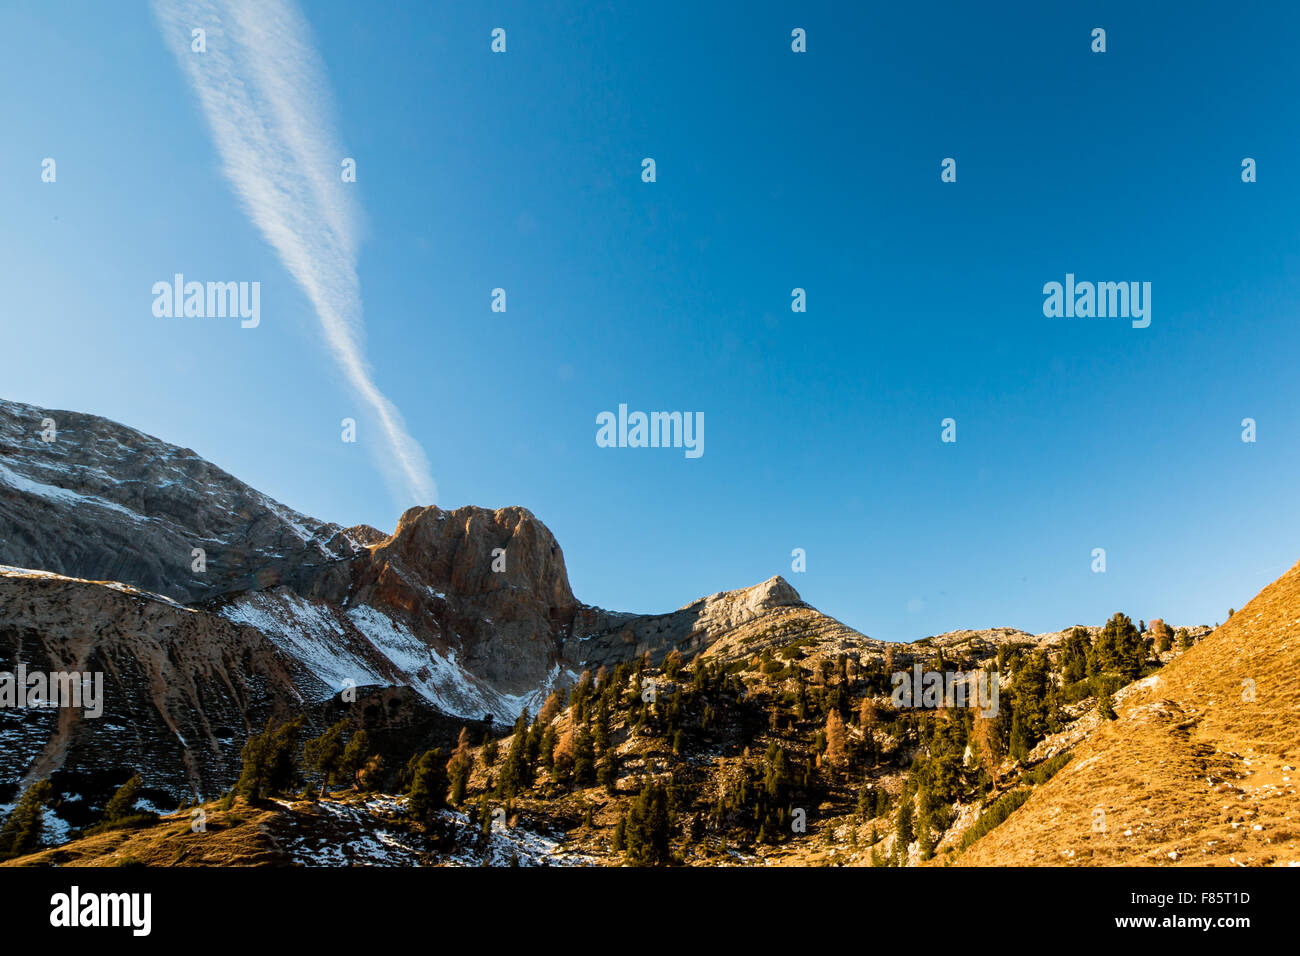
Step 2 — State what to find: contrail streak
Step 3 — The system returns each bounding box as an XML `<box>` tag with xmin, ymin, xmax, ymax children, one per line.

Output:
<box><xmin>153</xmin><ymin>0</ymin><xmax>437</xmax><ymax>506</ymax></box>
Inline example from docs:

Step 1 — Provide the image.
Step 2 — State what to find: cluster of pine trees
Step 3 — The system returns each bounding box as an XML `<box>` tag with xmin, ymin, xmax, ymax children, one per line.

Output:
<box><xmin>231</xmin><ymin>716</ymin><xmax>378</xmax><ymax>803</ymax></box>
<box><xmin>0</xmin><ymin>771</ymin><xmax>159</xmax><ymax>861</ymax></box>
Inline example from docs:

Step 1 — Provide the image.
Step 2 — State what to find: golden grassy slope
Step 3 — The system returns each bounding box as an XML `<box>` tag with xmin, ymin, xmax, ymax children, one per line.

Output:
<box><xmin>2</xmin><ymin>799</ymin><xmax>288</xmax><ymax>867</ymax></box>
<box><xmin>957</xmin><ymin>560</ymin><xmax>1300</xmax><ymax>866</ymax></box>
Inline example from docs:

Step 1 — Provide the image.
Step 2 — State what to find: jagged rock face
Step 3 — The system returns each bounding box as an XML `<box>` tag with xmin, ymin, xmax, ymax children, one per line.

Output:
<box><xmin>0</xmin><ymin>397</ymin><xmax>368</xmax><ymax>603</ymax></box>
<box><xmin>0</xmin><ymin>568</ymin><xmax>313</xmax><ymax>807</ymax></box>
<box><xmin>379</xmin><ymin>506</ymin><xmax>577</xmax><ymax>614</ymax></box>
<box><xmin>338</xmin><ymin>505</ymin><xmax>581</xmax><ymax>696</ymax></box>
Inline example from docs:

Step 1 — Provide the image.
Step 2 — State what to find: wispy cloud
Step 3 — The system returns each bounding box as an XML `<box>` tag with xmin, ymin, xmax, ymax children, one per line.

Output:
<box><xmin>153</xmin><ymin>0</ymin><xmax>437</xmax><ymax>505</ymax></box>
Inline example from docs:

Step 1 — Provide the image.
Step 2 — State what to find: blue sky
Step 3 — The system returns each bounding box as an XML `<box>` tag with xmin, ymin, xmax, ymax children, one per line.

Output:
<box><xmin>3</xmin><ymin>0</ymin><xmax>1299</xmax><ymax>639</ymax></box>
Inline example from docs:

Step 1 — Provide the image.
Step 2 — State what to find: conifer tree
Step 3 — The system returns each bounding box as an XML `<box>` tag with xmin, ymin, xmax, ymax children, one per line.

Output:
<box><xmin>552</xmin><ymin>713</ymin><xmax>577</xmax><ymax>783</ymax></box>
<box><xmin>236</xmin><ymin>716</ymin><xmax>305</xmax><ymax>800</ymax></box>
<box><xmin>407</xmin><ymin>748</ymin><xmax>449</xmax><ymax>822</ymax></box>
<box><xmin>1096</xmin><ymin>686</ymin><xmax>1118</xmax><ymax>721</ymax></box>
<box><xmin>1088</xmin><ymin>612</ymin><xmax>1145</xmax><ymax>681</ymax></box>
<box><xmin>856</xmin><ymin>783</ymin><xmax>875</xmax><ymax>820</ymax></box>
<box><xmin>895</xmin><ymin>797</ymin><xmax>914</xmax><ymax>855</ymax></box>
<box><xmin>100</xmin><ymin>773</ymin><xmax>144</xmax><ymax>823</ymax></box>
<box><xmin>1060</xmin><ymin>628</ymin><xmax>1091</xmax><ymax>684</ymax></box>
<box><xmin>448</xmin><ymin>727</ymin><xmax>474</xmax><ymax>806</ymax></box>
<box><xmin>1152</xmin><ymin>620</ymin><xmax>1173</xmax><ymax>653</ymax></box>
<box><xmin>917</xmin><ymin>818</ymin><xmax>934</xmax><ymax>861</ymax></box>
<box><xmin>303</xmin><ymin>719</ymin><xmax>349</xmax><ymax>798</ymax></box>
<box><xmin>0</xmin><ymin>779</ymin><xmax>53</xmax><ymax>860</ymax></box>
<box><xmin>573</xmin><ymin>726</ymin><xmax>596</xmax><ymax>786</ymax></box>
<box><xmin>498</xmin><ymin>722</ymin><xmax>533</xmax><ymax>799</ymax></box>
<box><xmin>594</xmin><ymin>697</ymin><xmax>611</xmax><ymax>751</ymax></box>
<box><xmin>481</xmin><ymin>796</ymin><xmax>493</xmax><ymax>838</ymax></box>
<box><xmin>622</xmin><ymin>780</ymin><xmax>672</xmax><ymax>866</ymax></box>
<box><xmin>340</xmin><ymin>729</ymin><xmax>372</xmax><ymax>790</ymax></box>
<box><xmin>540</xmin><ymin>724</ymin><xmax>558</xmax><ymax>769</ymax></box>
<box><xmin>662</xmin><ymin>648</ymin><xmax>684</xmax><ymax>679</ymax></box>
<box><xmin>1009</xmin><ymin>708</ymin><xmax>1030</xmax><ymax>763</ymax></box>
<box><xmin>535</xmin><ymin>690</ymin><xmax>563</xmax><ymax>729</ymax></box>
<box><xmin>597</xmin><ymin>751</ymin><xmax>618</xmax><ymax>794</ymax></box>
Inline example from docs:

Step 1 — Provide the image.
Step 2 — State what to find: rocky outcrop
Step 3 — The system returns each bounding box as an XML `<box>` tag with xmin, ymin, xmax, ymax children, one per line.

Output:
<box><xmin>332</xmin><ymin>505</ymin><xmax>581</xmax><ymax>696</ymax></box>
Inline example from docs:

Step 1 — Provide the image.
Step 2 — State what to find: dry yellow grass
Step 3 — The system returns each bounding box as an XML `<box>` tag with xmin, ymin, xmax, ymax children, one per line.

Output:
<box><xmin>957</xmin><ymin>560</ymin><xmax>1300</xmax><ymax>866</ymax></box>
<box><xmin>2</xmin><ymin>799</ymin><xmax>291</xmax><ymax>867</ymax></box>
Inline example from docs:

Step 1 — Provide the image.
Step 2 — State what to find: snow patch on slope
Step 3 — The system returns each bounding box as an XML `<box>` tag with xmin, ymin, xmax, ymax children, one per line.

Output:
<box><xmin>0</xmin><ymin>460</ymin><xmax>145</xmax><ymax>522</ymax></box>
<box><xmin>345</xmin><ymin>604</ymin><xmax>574</xmax><ymax>723</ymax></box>
<box><xmin>221</xmin><ymin>590</ymin><xmax>575</xmax><ymax>723</ymax></box>
<box><xmin>440</xmin><ymin>808</ymin><xmax>599</xmax><ymax>867</ymax></box>
<box><xmin>219</xmin><ymin>590</ymin><xmax>385</xmax><ymax>697</ymax></box>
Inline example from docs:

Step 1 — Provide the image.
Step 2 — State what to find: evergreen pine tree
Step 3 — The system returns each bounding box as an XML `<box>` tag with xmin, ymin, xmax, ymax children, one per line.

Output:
<box><xmin>236</xmin><ymin>716</ymin><xmax>305</xmax><ymax>801</ymax></box>
<box><xmin>100</xmin><ymin>773</ymin><xmax>144</xmax><ymax>823</ymax></box>
<box><xmin>0</xmin><ymin>779</ymin><xmax>53</xmax><ymax>860</ymax></box>
<box><xmin>573</xmin><ymin>726</ymin><xmax>596</xmax><ymax>786</ymax></box>
<box><xmin>895</xmin><ymin>796</ymin><xmax>914</xmax><ymax>851</ymax></box>
<box><xmin>1096</xmin><ymin>686</ymin><xmax>1118</xmax><ymax>721</ymax></box>
<box><xmin>340</xmin><ymin>729</ymin><xmax>372</xmax><ymax>791</ymax></box>
<box><xmin>407</xmin><ymin>748</ymin><xmax>449</xmax><ymax>822</ymax></box>
<box><xmin>597</xmin><ymin>751</ymin><xmax>618</xmax><ymax>795</ymax></box>
<box><xmin>497</xmin><ymin>719</ymin><xmax>533</xmax><ymax>800</ymax></box>
<box><xmin>622</xmin><ymin>780</ymin><xmax>672</xmax><ymax>866</ymax></box>
<box><xmin>303</xmin><ymin>719</ymin><xmax>349</xmax><ymax>798</ymax></box>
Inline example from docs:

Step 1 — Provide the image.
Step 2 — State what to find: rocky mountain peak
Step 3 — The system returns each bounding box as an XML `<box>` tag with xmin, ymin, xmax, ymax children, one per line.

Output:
<box><xmin>702</xmin><ymin>574</ymin><xmax>803</xmax><ymax>612</ymax></box>
<box><xmin>381</xmin><ymin>504</ymin><xmax>577</xmax><ymax>611</ymax></box>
